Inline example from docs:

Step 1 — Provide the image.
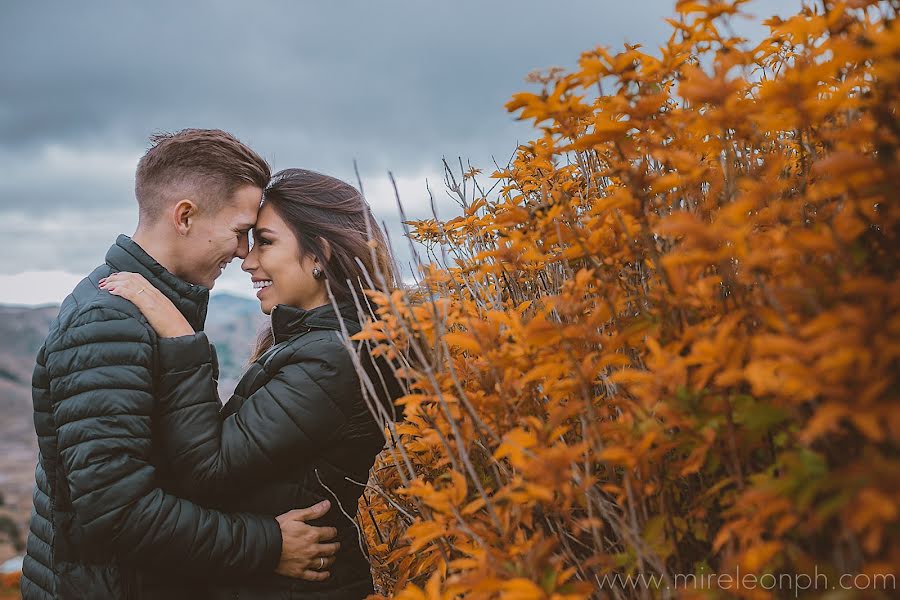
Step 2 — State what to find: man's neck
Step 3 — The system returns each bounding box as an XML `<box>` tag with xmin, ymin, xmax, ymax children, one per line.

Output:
<box><xmin>131</xmin><ymin>227</ymin><xmax>178</xmax><ymax>276</ymax></box>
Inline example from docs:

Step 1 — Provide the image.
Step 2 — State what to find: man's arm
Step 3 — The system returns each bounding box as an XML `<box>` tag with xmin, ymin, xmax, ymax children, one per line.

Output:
<box><xmin>49</xmin><ymin>304</ymin><xmax>283</xmax><ymax>574</ymax></box>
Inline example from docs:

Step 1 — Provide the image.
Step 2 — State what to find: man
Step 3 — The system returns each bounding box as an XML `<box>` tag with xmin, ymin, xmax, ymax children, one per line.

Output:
<box><xmin>21</xmin><ymin>129</ymin><xmax>339</xmax><ymax>600</ymax></box>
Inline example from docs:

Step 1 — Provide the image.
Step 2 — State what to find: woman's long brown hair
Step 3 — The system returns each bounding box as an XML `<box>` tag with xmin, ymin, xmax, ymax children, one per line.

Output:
<box><xmin>249</xmin><ymin>168</ymin><xmax>398</xmax><ymax>362</ymax></box>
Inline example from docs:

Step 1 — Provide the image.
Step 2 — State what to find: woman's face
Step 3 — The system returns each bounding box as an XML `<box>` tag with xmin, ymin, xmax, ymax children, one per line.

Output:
<box><xmin>242</xmin><ymin>203</ymin><xmax>326</xmax><ymax>314</ymax></box>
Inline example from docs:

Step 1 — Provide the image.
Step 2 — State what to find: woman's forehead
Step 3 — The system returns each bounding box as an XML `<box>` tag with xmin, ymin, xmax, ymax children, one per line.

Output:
<box><xmin>255</xmin><ymin>203</ymin><xmax>283</xmax><ymax>228</ymax></box>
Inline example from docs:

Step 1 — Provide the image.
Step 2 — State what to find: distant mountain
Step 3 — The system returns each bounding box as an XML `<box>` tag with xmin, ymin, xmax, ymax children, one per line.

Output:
<box><xmin>0</xmin><ymin>293</ymin><xmax>265</xmax><ymax>564</ymax></box>
<box><xmin>0</xmin><ymin>305</ymin><xmax>59</xmax><ymax>562</ymax></box>
<box><xmin>204</xmin><ymin>293</ymin><xmax>269</xmax><ymax>393</ymax></box>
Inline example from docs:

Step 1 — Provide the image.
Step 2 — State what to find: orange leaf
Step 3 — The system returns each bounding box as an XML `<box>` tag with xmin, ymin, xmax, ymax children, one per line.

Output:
<box><xmin>502</xmin><ymin>578</ymin><xmax>546</xmax><ymax>600</ymax></box>
<box><xmin>407</xmin><ymin>519</ymin><xmax>446</xmax><ymax>553</ymax></box>
<box><xmin>799</xmin><ymin>403</ymin><xmax>848</xmax><ymax>444</ymax></box>
<box><xmin>742</xmin><ymin>541</ymin><xmax>782</xmax><ymax>572</ymax></box>
<box><xmin>443</xmin><ymin>332</ymin><xmax>482</xmax><ymax>353</ymax></box>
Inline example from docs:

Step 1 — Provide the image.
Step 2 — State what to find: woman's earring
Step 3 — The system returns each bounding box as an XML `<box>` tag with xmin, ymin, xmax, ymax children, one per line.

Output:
<box><xmin>312</xmin><ymin>266</ymin><xmax>325</xmax><ymax>280</ymax></box>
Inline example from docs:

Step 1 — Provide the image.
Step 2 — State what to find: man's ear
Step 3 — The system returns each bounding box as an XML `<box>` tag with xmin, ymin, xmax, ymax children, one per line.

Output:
<box><xmin>172</xmin><ymin>200</ymin><xmax>197</xmax><ymax>236</ymax></box>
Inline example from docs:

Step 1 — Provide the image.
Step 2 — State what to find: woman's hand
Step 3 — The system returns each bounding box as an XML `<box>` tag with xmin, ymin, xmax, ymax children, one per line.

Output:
<box><xmin>100</xmin><ymin>272</ymin><xmax>194</xmax><ymax>338</ymax></box>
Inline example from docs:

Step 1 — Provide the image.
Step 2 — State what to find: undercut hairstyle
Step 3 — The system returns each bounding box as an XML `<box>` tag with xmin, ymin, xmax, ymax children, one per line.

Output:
<box><xmin>135</xmin><ymin>128</ymin><xmax>270</xmax><ymax>224</ymax></box>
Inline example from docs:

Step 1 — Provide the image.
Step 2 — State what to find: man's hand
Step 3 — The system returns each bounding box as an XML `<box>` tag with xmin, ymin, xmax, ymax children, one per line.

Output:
<box><xmin>275</xmin><ymin>500</ymin><xmax>340</xmax><ymax>581</ymax></box>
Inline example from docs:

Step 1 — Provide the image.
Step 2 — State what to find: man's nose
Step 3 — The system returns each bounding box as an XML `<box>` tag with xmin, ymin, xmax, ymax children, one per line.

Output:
<box><xmin>235</xmin><ymin>236</ymin><xmax>250</xmax><ymax>259</ymax></box>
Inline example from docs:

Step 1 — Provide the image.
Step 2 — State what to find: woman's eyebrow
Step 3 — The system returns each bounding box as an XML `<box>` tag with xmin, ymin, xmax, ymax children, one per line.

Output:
<box><xmin>253</xmin><ymin>227</ymin><xmax>276</xmax><ymax>235</ymax></box>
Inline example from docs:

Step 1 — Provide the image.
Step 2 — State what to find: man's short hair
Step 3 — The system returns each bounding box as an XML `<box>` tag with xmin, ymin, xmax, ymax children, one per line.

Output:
<box><xmin>135</xmin><ymin>129</ymin><xmax>271</xmax><ymax>224</ymax></box>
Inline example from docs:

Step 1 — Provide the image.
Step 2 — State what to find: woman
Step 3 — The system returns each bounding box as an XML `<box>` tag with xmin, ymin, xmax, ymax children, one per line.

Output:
<box><xmin>100</xmin><ymin>169</ymin><xmax>403</xmax><ymax>599</ymax></box>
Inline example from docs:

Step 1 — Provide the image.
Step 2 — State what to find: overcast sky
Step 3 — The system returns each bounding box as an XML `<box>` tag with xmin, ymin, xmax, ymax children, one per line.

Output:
<box><xmin>0</xmin><ymin>0</ymin><xmax>800</xmax><ymax>305</ymax></box>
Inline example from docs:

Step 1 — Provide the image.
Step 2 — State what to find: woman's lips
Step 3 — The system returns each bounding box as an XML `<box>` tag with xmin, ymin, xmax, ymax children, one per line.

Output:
<box><xmin>256</xmin><ymin>283</ymin><xmax>271</xmax><ymax>299</ymax></box>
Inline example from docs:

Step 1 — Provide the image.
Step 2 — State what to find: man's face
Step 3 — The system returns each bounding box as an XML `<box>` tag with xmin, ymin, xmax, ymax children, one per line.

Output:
<box><xmin>178</xmin><ymin>185</ymin><xmax>262</xmax><ymax>289</ymax></box>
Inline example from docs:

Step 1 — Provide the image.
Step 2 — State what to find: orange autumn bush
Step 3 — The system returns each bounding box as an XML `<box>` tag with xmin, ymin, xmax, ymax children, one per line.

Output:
<box><xmin>343</xmin><ymin>1</ymin><xmax>899</xmax><ymax>598</ymax></box>
<box><xmin>0</xmin><ymin>571</ymin><xmax>20</xmax><ymax>599</ymax></box>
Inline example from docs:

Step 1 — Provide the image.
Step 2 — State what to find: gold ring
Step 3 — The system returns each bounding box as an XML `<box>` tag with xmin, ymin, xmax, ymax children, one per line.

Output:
<box><xmin>319</xmin><ymin>557</ymin><xmax>325</xmax><ymax>570</ymax></box>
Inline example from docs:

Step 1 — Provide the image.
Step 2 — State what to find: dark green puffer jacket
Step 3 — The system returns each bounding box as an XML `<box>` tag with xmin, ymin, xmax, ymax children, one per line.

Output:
<box><xmin>21</xmin><ymin>235</ymin><xmax>283</xmax><ymax>600</ymax></box>
<box><xmin>152</xmin><ymin>301</ymin><xmax>402</xmax><ymax>600</ymax></box>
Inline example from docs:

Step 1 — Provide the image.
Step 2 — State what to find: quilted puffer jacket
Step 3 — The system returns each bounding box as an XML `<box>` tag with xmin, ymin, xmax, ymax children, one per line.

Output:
<box><xmin>21</xmin><ymin>235</ymin><xmax>283</xmax><ymax>600</ymax></box>
<box><xmin>151</xmin><ymin>300</ymin><xmax>403</xmax><ymax>599</ymax></box>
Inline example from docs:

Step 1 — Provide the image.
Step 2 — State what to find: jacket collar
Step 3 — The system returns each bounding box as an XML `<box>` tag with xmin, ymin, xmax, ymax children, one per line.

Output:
<box><xmin>270</xmin><ymin>301</ymin><xmax>361</xmax><ymax>344</ymax></box>
<box><xmin>105</xmin><ymin>234</ymin><xmax>210</xmax><ymax>331</ymax></box>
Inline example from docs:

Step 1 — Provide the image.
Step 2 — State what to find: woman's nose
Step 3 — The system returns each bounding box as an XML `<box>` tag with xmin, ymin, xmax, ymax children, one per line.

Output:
<box><xmin>242</xmin><ymin>246</ymin><xmax>258</xmax><ymax>272</ymax></box>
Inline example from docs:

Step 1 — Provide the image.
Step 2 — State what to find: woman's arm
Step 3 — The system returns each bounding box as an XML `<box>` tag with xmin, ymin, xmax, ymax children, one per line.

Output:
<box><xmin>100</xmin><ymin>271</ymin><xmax>354</xmax><ymax>497</ymax></box>
<box><xmin>48</xmin><ymin>304</ymin><xmax>284</xmax><ymax>575</ymax></box>
<box><xmin>155</xmin><ymin>332</ymin><xmax>353</xmax><ymax>498</ymax></box>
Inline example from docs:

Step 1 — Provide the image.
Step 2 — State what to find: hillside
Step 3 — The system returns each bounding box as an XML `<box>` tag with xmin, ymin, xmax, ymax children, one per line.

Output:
<box><xmin>0</xmin><ymin>293</ymin><xmax>265</xmax><ymax>564</ymax></box>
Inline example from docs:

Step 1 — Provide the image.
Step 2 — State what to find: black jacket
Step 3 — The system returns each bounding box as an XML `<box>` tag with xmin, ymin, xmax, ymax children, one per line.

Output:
<box><xmin>21</xmin><ymin>235</ymin><xmax>282</xmax><ymax>600</ymax></box>
<box><xmin>152</xmin><ymin>301</ymin><xmax>401</xmax><ymax>599</ymax></box>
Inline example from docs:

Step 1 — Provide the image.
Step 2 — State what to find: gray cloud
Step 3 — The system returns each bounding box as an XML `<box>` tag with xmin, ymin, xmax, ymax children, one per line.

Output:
<box><xmin>0</xmin><ymin>0</ymin><xmax>801</xmax><ymax>278</ymax></box>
